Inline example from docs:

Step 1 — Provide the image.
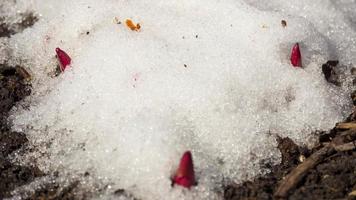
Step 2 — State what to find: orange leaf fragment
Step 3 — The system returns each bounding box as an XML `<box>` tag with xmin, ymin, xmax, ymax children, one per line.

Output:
<box><xmin>125</xmin><ymin>19</ymin><xmax>141</xmax><ymax>31</ymax></box>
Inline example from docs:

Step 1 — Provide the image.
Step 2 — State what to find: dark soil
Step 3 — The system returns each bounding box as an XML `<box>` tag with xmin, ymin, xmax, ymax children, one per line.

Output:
<box><xmin>224</xmin><ymin>133</ymin><xmax>356</xmax><ymax>200</ymax></box>
<box><xmin>0</xmin><ymin>13</ymin><xmax>38</xmax><ymax>37</ymax></box>
<box><xmin>0</xmin><ymin>64</ymin><xmax>43</xmax><ymax>199</ymax></box>
<box><xmin>0</xmin><ymin>10</ymin><xmax>355</xmax><ymax>200</ymax></box>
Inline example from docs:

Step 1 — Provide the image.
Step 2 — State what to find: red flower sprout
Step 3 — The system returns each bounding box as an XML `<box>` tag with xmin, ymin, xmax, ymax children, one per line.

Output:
<box><xmin>172</xmin><ymin>151</ymin><xmax>196</xmax><ymax>188</ymax></box>
<box><xmin>56</xmin><ymin>47</ymin><xmax>71</xmax><ymax>71</ymax></box>
<box><xmin>290</xmin><ymin>43</ymin><xmax>302</xmax><ymax>67</ymax></box>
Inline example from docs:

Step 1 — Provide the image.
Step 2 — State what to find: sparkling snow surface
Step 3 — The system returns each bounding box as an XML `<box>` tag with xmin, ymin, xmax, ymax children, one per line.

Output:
<box><xmin>2</xmin><ymin>0</ymin><xmax>356</xmax><ymax>199</ymax></box>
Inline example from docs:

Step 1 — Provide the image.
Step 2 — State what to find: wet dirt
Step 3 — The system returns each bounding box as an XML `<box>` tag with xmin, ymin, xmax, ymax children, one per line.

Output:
<box><xmin>0</xmin><ymin>64</ymin><xmax>42</xmax><ymax>199</ymax></box>
<box><xmin>224</xmin><ymin>133</ymin><xmax>356</xmax><ymax>200</ymax></box>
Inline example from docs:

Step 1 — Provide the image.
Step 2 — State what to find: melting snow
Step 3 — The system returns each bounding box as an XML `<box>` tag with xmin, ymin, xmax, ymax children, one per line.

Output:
<box><xmin>1</xmin><ymin>0</ymin><xmax>356</xmax><ymax>199</ymax></box>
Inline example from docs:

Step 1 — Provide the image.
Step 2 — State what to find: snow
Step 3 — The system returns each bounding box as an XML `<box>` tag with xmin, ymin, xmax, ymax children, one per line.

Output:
<box><xmin>2</xmin><ymin>0</ymin><xmax>356</xmax><ymax>199</ymax></box>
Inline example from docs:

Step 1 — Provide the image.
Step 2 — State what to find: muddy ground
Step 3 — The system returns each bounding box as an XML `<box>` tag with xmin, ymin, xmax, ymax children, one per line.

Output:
<box><xmin>0</xmin><ymin>65</ymin><xmax>42</xmax><ymax>199</ymax></box>
<box><xmin>0</xmin><ymin>12</ymin><xmax>355</xmax><ymax>200</ymax></box>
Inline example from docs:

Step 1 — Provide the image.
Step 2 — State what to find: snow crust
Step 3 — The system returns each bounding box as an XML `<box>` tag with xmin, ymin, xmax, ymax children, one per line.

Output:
<box><xmin>2</xmin><ymin>0</ymin><xmax>356</xmax><ymax>199</ymax></box>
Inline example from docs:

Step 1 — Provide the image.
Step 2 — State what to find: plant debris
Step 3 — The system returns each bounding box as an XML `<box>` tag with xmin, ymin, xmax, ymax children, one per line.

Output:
<box><xmin>322</xmin><ymin>60</ymin><xmax>340</xmax><ymax>86</ymax></box>
<box><xmin>281</xmin><ymin>20</ymin><xmax>287</xmax><ymax>27</ymax></box>
<box><xmin>125</xmin><ymin>19</ymin><xmax>141</xmax><ymax>31</ymax></box>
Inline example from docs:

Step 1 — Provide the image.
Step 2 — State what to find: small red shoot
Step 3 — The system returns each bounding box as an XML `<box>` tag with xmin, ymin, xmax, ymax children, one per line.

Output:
<box><xmin>290</xmin><ymin>43</ymin><xmax>302</xmax><ymax>67</ymax></box>
<box><xmin>56</xmin><ymin>47</ymin><xmax>71</xmax><ymax>72</ymax></box>
<box><xmin>172</xmin><ymin>151</ymin><xmax>196</xmax><ymax>188</ymax></box>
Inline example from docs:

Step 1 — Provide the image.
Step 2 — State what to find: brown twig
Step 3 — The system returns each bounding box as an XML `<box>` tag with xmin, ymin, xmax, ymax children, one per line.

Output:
<box><xmin>334</xmin><ymin>141</ymin><xmax>356</xmax><ymax>152</ymax></box>
<box><xmin>349</xmin><ymin>190</ymin><xmax>356</xmax><ymax>197</ymax></box>
<box><xmin>274</xmin><ymin>130</ymin><xmax>356</xmax><ymax>198</ymax></box>
<box><xmin>274</xmin><ymin>145</ymin><xmax>335</xmax><ymax>198</ymax></box>
<box><xmin>335</xmin><ymin>122</ymin><xmax>356</xmax><ymax>130</ymax></box>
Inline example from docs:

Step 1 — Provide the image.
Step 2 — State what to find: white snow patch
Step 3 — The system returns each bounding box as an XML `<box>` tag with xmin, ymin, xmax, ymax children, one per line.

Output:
<box><xmin>3</xmin><ymin>0</ymin><xmax>356</xmax><ymax>199</ymax></box>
